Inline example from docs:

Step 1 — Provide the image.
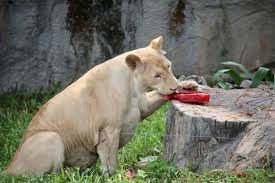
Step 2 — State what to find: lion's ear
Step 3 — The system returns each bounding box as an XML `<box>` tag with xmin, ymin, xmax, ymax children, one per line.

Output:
<box><xmin>149</xmin><ymin>36</ymin><xmax>163</xmax><ymax>51</ymax></box>
<box><xmin>125</xmin><ymin>54</ymin><xmax>142</xmax><ymax>71</ymax></box>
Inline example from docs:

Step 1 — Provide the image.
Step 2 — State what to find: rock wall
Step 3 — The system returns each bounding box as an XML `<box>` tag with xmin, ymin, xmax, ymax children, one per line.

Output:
<box><xmin>0</xmin><ymin>0</ymin><xmax>275</xmax><ymax>91</ymax></box>
<box><xmin>0</xmin><ymin>0</ymin><xmax>75</xmax><ymax>91</ymax></box>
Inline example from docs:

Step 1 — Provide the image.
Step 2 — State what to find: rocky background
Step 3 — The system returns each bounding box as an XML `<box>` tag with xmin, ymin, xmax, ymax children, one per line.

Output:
<box><xmin>0</xmin><ymin>0</ymin><xmax>275</xmax><ymax>91</ymax></box>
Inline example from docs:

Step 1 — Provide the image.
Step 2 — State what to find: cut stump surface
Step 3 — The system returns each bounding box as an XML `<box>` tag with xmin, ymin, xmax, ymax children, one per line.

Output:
<box><xmin>164</xmin><ymin>87</ymin><xmax>275</xmax><ymax>172</ymax></box>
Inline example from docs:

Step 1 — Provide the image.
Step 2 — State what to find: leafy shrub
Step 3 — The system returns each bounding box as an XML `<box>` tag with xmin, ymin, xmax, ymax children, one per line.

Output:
<box><xmin>210</xmin><ymin>61</ymin><xmax>275</xmax><ymax>90</ymax></box>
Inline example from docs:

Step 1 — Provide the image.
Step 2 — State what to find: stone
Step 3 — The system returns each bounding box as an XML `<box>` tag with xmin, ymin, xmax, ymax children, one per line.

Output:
<box><xmin>164</xmin><ymin>88</ymin><xmax>275</xmax><ymax>172</ymax></box>
<box><xmin>178</xmin><ymin>75</ymin><xmax>186</xmax><ymax>81</ymax></box>
<box><xmin>0</xmin><ymin>0</ymin><xmax>76</xmax><ymax>91</ymax></box>
<box><xmin>184</xmin><ymin>75</ymin><xmax>208</xmax><ymax>86</ymax></box>
<box><xmin>240</xmin><ymin>80</ymin><xmax>252</xmax><ymax>89</ymax></box>
<box><xmin>0</xmin><ymin>0</ymin><xmax>275</xmax><ymax>91</ymax></box>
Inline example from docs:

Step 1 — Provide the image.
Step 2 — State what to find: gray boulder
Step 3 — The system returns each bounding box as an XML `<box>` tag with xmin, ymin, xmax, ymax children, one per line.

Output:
<box><xmin>0</xmin><ymin>0</ymin><xmax>275</xmax><ymax>91</ymax></box>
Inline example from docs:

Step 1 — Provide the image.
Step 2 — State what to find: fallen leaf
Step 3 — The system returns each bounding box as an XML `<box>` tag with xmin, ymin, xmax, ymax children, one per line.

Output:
<box><xmin>125</xmin><ymin>170</ymin><xmax>136</xmax><ymax>180</ymax></box>
<box><xmin>138</xmin><ymin>156</ymin><xmax>158</xmax><ymax>167</ymax></box>
<box><xmin>237</xmin><ymin>172</ymin><xmax>247</xmax><ymax>178</ymax></box>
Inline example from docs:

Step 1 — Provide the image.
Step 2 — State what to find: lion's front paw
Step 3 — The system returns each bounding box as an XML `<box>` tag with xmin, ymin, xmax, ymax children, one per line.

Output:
<box><xmin>180</xmin><ymin>80</ymin><xmax>199</xmax><ymax>90</ymax></box>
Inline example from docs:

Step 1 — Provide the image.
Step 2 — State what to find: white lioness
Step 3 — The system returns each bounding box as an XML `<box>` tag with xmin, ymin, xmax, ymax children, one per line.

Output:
<box><xmin>6</xmin><ymin>36</ymin><xmax>198</xmax><ymax>176</ymax></box>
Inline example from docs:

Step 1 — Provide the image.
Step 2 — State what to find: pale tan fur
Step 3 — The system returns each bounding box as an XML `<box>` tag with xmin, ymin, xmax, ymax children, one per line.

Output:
<box><xmin>6</xmin><ymin>36</ymin><xmax>198</xmax><ymax>176</ymax></box>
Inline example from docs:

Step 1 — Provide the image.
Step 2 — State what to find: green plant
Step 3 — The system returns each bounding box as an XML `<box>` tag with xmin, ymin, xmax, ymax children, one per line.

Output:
<box><xmin>211</xmin><ymin>61</ymin><xmax>275</xmax><ymax>90</ymax></box>
<box><xmin>1</xmin><ymin>90</ymin><xmax>275</xmax><ymax>182</ymax></box>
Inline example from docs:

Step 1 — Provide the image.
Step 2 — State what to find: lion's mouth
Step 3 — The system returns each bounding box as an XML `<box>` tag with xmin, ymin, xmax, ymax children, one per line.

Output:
<box><xmin>157</xmin><ymin>90</ymin><xmax>179</xmax><ymax>96</ymax></box>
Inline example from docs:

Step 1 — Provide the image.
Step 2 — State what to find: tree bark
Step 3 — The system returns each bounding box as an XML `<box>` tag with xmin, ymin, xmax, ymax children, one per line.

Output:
<box><xmin>164</xmin><ymin>87</ymin><xmax>275</xmax><ymax>172</ymax></box>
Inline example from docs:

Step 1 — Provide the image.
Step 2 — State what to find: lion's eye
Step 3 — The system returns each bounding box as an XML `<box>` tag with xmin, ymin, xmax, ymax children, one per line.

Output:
<box><xmin>168</xmin><ymin>65</ymin><xmax>170</xmax><ymax>68</ymax></box>
<box><xmin>154</xmin><ymin>74</ymin><xmax>161</xmax><ymax>79</ymax></box>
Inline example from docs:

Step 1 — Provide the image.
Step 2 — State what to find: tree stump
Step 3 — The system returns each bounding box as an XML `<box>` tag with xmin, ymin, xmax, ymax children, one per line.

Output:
<box><xmin>164</xmin><ymin>87</ymin><xmax>275</xmax><ymax>172</ymax></box>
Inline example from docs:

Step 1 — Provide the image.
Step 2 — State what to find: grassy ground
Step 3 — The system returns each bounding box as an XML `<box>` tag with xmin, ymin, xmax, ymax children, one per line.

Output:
<box><xmin>0</xmin><ymin>87</ymin><xmax>274</xmax><ymax>183</ymax></box>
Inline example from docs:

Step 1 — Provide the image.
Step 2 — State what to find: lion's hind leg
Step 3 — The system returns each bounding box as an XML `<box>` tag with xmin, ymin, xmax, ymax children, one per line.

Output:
<box><xmin>6</xmin><ymin>131</ymin><xmax>64</xmax><ymax>176</ymax></box>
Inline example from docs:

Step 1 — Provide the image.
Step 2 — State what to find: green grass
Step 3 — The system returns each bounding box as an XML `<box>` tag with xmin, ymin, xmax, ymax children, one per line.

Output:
<box><xmin>0</xmin><ymin>87</ymin><xmax>274</xmax><ymax>183</ymax></box>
